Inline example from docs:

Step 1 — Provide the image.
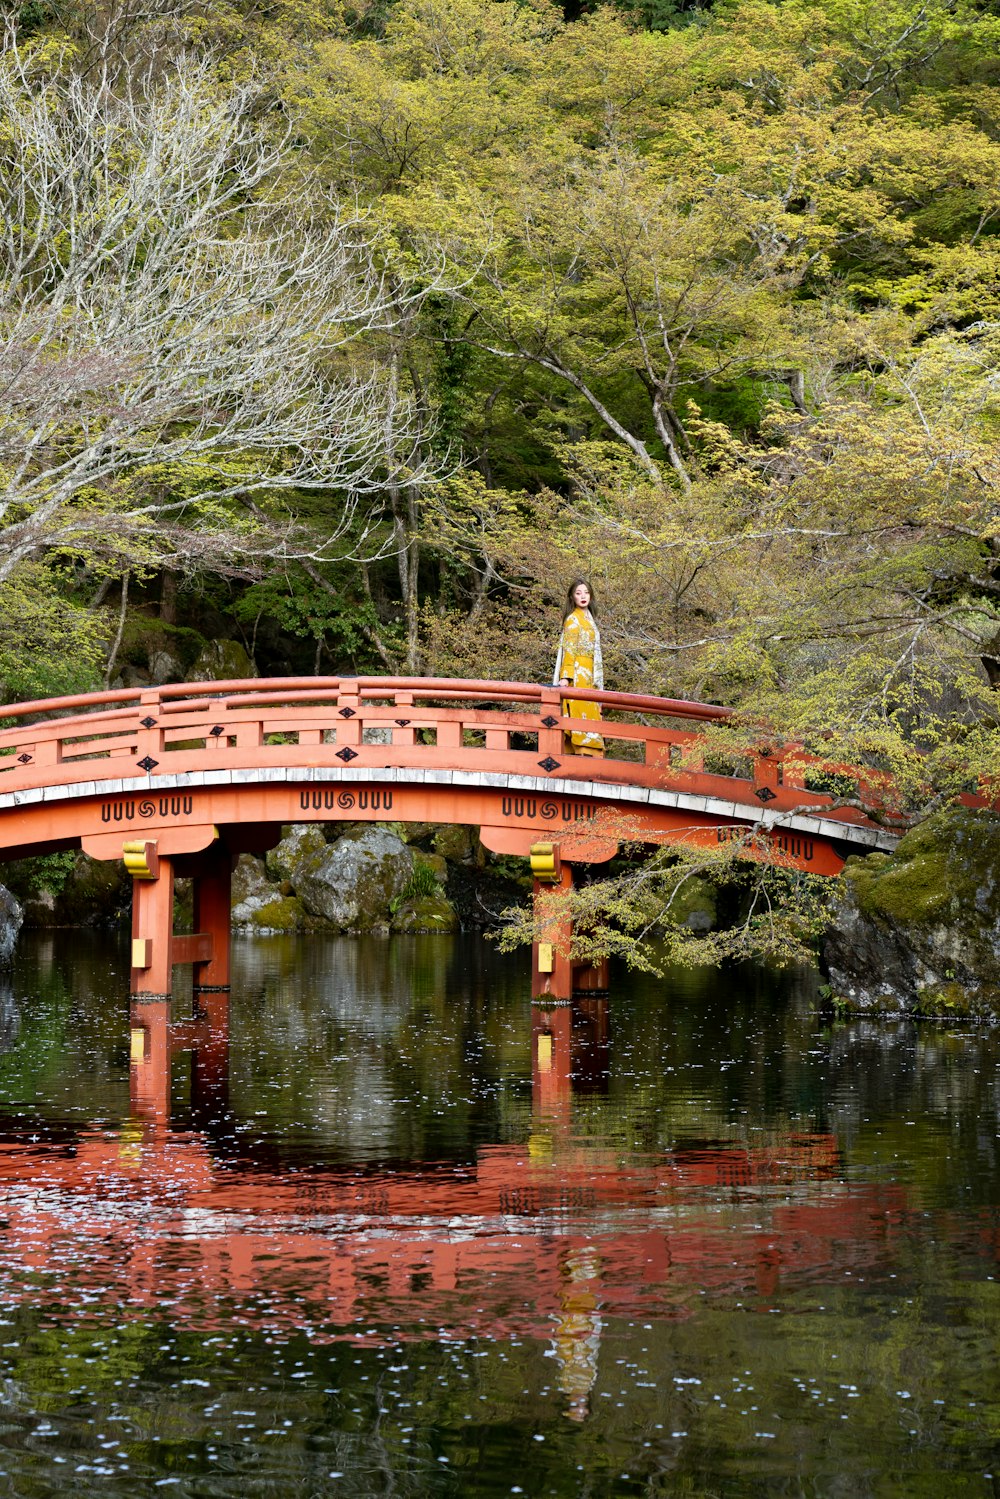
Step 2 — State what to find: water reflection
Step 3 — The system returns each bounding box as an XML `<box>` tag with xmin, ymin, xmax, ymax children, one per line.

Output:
<box><xmin>0</xmin><ymin>952</ymin><xmax>898</xmax><ymax>1348</ymax></box>
<box><xmin>0</xmin><ymin>932</ymin><xmax>999</xmax><ymax>1494</ymax></box>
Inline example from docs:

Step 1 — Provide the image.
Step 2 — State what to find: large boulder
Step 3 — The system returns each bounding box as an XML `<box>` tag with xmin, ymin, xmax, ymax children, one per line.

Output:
<box><xmin>9</xmin><ymin>852</ymin><xmax>130</xmax><ymax>928</ymax></box>
<box><xmin>391</xmin><ymin>892</ymin><xmax>460</xmax><ymax>933</ymax></box>
<box><xmin>822</xmin><ymin>807</ymin><xmax>1000</xmax><ymax>1017</ymax></box>
<box><xmin>236</xmin><ymin>827</ymin><xmax>462</xmax><ymax>933</ymax></box>
<box><xmin>190</xmin><ymin>639</ymin><xmax>257</xmax><ymax>682</ymax></box>
<box><xmin>231</xmin><ymin>854</ymin><xmax>304</xmax><ymax>933</ymax></box>
<box><xmin>389</xmin><ymin>851</ymin><xmax>458</xmax><ymax>933</ymax></box>
<box><xmin>0</xmin><ymin>885</ymin><xmax>22</xmax><ymax>963</ymax></box>
<box><xmin>432</xmin><ymin>824</ymin><xmax>480</xmax><ymax>865</ymax></box>
<box><xmin>265</xmin><ymin>824</ymin><xmax>328</xmax><ymax>885</ymax></box>
<box><xmin>295</xmin><ymin>826</ymin><xmax>416</xmax><ymax>932</ymax></box>
<box><xmin>149</xmin><ymin>649</ymin><xmax>183</xmax><ymax>686</ymax></box>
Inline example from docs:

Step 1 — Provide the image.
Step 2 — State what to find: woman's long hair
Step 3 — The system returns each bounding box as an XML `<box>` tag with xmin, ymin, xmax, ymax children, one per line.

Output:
<box><xmin>563</xmin><ymin>578</ymin><xmax>597</xmax><ymax>622</ymax></box>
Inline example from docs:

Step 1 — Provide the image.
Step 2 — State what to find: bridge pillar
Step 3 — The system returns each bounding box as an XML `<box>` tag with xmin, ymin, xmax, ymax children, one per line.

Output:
<box><xmin>129</xmin><ymin>854</ymin><xmax>175</xmax><ymax>1000</ymax></box>
<box><xmin>191</xmin><ymin>848</ymin><xmax>232</xmax><ymax>993</ymax></box>
<box><xmin>531</xmin><ymin>860</ymin><xmax>575</xmax><ymax>1002</ymax></box>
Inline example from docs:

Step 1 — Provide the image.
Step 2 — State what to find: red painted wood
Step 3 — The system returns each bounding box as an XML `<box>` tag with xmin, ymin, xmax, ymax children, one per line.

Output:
<box><xmin>170</xmin><ymin>933</ymin><xmax>214</xmax><ymax>966</ymax></box>
<box><xmin>191</xmin><ymin>850</ymin><xmax>232</xmax><ymax>991</ymax></box>
<box><xmin>131</xmin><ymin>859</ymin><xmax>175</xmax><ymax>999</ymax></box>
<box><xmin>0</xmin><ymin>677</ymin><xmax>896</xmax><ymax>859</ymax></box>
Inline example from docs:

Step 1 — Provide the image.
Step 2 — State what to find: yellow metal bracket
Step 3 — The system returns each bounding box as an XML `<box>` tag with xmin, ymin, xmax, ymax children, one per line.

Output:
<box><xmin>123</xmin><ymin>839</ymin><xmax>159</xmax><ymax>880</ymax></box>
<box><xmin>530</xmin><ymin>841</ymin><xmax>562</xmax><ymax>883</ymax></box>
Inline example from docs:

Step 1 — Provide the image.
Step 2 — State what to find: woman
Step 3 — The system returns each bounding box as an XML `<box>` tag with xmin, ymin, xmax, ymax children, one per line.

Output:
<box><xmin>553</xmin><ymin>579</ymin><xmax>604</xmax><ymax>757</ymax></box>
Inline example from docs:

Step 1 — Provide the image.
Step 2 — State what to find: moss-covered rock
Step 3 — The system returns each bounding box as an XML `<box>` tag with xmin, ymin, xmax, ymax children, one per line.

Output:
<box><xmin>294</xmin><ymin>826</ymin><xmax>414</xmax><ymax>931</ymax></box>
<box><xmin>236</xmin><ymin>894</ymin><xmax>306</xmax><ymax>933</ymax></box>
<box><xmin>390</xmin><ymin>892</ymin><xmax>460</xmax><ymax>933</ymax></box>
<box><xmin>432</xmin><ymin>825</ymin><xmax>479</xmax><ymax>865</ymax></box>
<box><xmin>823</xmin><ymin>807</ymin><xmax>1000</xmax><ymax>1017</ymax></box>
<box><xmin>0</xmin><ymin>885</ymin><xmax>22</xmax><ymax>963</ymax></box>
<box><xmin>392</xmin><ymin>822</ymin><xmax>439</xmax><ymax>846</ymax></box>
<box><xmin>3</xmin><ymin>851</ymin><xmax>129</xmax><ymax>929</ymax></box>
<box><xmin>190</xmin><ymin>638</ymin><xmax>257</xmax><ymax>682</ymax></box>
<box><xmin>265</xmin><ymin>824</ymin><xmax>328</xmax><ymax>884</ymax></box>
<box><xmin>413</xmin><ymin>851</ymin><xmax>448</xmax><ymax>885</ymax></box>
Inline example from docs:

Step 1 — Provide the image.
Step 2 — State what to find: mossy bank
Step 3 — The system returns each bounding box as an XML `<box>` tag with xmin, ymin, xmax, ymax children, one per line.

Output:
<box><xmin>822</xmin><ymin>807</ymin><xmax>1000</xmax><ymax>1019</ymax></box>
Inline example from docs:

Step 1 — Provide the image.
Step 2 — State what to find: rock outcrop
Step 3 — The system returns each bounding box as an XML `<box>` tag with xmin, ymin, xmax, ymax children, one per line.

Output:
<box><xmin>232</xmin><ymin>824</ymin><xmax>462</xmax><ymax>935</ymax></box>
<box><xmin>189</xmin><ymin>638</ymin><xmax>257</xmax><ymax>682</ymax></box>
<box><xmin>823</xmin><ymin>807</ymin><xmax>1000</xmax><ymax>1017</ymax></box>
<box><xmin>5</xmin><ymin>852</ymin><xmax>129</xmax><ymax>930</ymax></box>
<box><xmin>0</xmin><ymin>821</ymin><xmax>526</xmax><ymax>941</ymax></box>
<box><xmin>0</xmin><ymin>885</ymin><xmax>22</xmax><ymax>964</ymax></box>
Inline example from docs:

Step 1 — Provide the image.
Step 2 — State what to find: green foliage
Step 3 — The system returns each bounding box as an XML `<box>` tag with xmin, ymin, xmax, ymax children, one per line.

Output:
<box><xmin>234</xmin><ymin>566</ymin><xmax>393</xmax><ymax>666</ymax></box>
<box><xmin>15</xmin><ymin>2</ymin><xmax>56</xmax><ymax>35</ymax></box>
<box><xmin>0</xmin><ymin>565</ymin><xmax>104</xmax><ymax>703</ymax></box>
<box><xmin>1</xmin><ymin>852</ymin><xmax>77</xmax><ymax>900</ymax></box>
<box><xmin>497</xmin><ymin>834</ymin><xmax>830</xmax><ymax>973</ymax></box>
<box><xmin>392</xmin><ymin>860</ymin><xmax>443</xmax><ymax>911</ymax></box>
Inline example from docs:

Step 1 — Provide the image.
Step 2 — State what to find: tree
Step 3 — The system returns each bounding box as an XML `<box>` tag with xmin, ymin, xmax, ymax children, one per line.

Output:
<box><xmin>0</xmin><ymin>47</ymin><xmax>436</xmax><ymax>667</ymax></box>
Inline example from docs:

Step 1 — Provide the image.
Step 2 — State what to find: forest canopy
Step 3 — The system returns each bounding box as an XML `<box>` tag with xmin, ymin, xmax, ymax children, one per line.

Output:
<box><xmin>3</xmin><ymin>0</ymin><xmax>1000</xmax><ymax>809</ymax></box>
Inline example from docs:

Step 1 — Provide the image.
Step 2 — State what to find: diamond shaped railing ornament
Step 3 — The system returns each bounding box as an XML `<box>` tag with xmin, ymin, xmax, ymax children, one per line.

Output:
<box><xmin>339</xmin><ymin>707</ymin><xmax>356</xmax><ymax>718</ymax></box>
<box><xmin>137</xmin><ymin>755</ymin><xmax>159</xmax><ymax>773</ymax></box>
<box><xmin>395</xmin><ymin>718</ymin><xmax>411</xmax><ymax>727</ymax></box>
<box><xmin>140</xmin><ymin>716</ymin><xmax>157</xmax><ymax>730</ymax></box>
<box><xmin>210</xmin><ymin>725</ymin><xmax>225</xmax><ymax>737</ymax></box>
<box><xmin>336</xmin><ymin>747</ymin><xmax>358</xmax><ymax>762</ymax></box>
<box><xmin>754</xmin><ymin>786</ymin><xmax>777</xmax><ymax>802</ymax></box>
<box><xmin>538</xmin><ymin>757</ymin><xmax>561</xmax><ymax>773</ymax></box>
<box><xmin>541</xmin><ymin>716</ymin><xmax>559</xmax><ymax>728</ymax></box>
<box><xmin>16</xmin><ymin>753</ymin><xmax>32</xmax><ymax>764</ymax></box>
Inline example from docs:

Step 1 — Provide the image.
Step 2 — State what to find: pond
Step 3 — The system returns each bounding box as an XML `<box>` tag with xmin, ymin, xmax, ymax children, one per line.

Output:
<box><xmin>0</xmin><ymin>931</ymin><xmax>998</xmax><ymax>1496</ymax></box>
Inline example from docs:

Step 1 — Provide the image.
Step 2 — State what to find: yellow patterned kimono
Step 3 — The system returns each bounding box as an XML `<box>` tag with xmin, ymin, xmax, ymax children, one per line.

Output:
<box><xmin>553</xmin><ymin>607</ymin><xmax>605</xmax><ymax>756</ymax></box>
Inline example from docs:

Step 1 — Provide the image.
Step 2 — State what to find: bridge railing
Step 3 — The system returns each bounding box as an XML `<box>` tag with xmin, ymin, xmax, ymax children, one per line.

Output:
<box><xmin>0</xmin><ymin>676</ymin><xmax>891</xmax><ymax>828</ymax></box>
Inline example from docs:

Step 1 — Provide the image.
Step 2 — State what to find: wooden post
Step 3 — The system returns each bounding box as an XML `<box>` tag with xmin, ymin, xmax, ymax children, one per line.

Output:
<box><xmin>129</xmin><ymin>851</ymin><xmax>174</xmax><ymax>1000</ymax></box>
<box><xmin>191</xmin><ymin>848</ymin><xmax>232</xmax><ymax>993</ymax></box>
<box><xmin>531</xmin><ymin>859</ymin><xmax>574</xmax><ymax>1002</ymax></box>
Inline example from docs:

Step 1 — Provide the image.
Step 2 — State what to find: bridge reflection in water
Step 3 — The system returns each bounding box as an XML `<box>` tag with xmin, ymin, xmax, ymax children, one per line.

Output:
<box><xmin>0</xmin><ymin>970</ymin><xmax>905</xmax><ymax>1428</ymax></box>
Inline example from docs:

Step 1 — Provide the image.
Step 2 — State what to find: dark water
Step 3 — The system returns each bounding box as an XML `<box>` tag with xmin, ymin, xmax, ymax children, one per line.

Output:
<box><xmin>0</xmin><ymin>934</ymin><xmax>999</xmax><ymax>1496</ymax></box>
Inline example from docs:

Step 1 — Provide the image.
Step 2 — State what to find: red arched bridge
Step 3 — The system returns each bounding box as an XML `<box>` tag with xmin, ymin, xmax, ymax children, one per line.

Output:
<box><xmin>0</xmin><ymin>676</ymin><xmax>898</xmax><ymax>1001</ymax></box>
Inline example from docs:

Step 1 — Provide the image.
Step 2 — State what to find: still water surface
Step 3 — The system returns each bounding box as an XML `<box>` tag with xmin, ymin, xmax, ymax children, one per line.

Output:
<box><xmin>0</xmin><ymin>932</ymin><xmax>998</xmax><ymax>1496</ymax></box>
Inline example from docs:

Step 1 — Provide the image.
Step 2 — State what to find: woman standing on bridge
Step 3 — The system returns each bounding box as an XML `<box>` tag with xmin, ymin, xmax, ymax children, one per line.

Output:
<box><xmin>554</xmin><ymin>579</ymin><xmax>605</xmax><ymax>757</ymax></box>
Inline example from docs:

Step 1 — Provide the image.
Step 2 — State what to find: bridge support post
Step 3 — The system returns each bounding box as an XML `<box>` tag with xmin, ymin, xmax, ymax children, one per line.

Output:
<box><xmin>130</xmin><ymin>854</ymin><xmax>175</xmax><ymax>1000</ymax></box>
<box><xmin>531</xmin><ymin>859</ymin><xmax>575</xmax><ymax>1002</ymax></box>
<box><xmin>191</xmin><ymin>848</ymin><xmax>232</xmax><ymax>994</ymax></box>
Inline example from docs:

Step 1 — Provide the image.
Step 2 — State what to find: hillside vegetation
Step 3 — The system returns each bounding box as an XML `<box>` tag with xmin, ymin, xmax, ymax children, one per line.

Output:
<box><xmin>4</xmin><ymin>0</ymin><xmax>1000</xmax><ymax>811</ymax></box>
